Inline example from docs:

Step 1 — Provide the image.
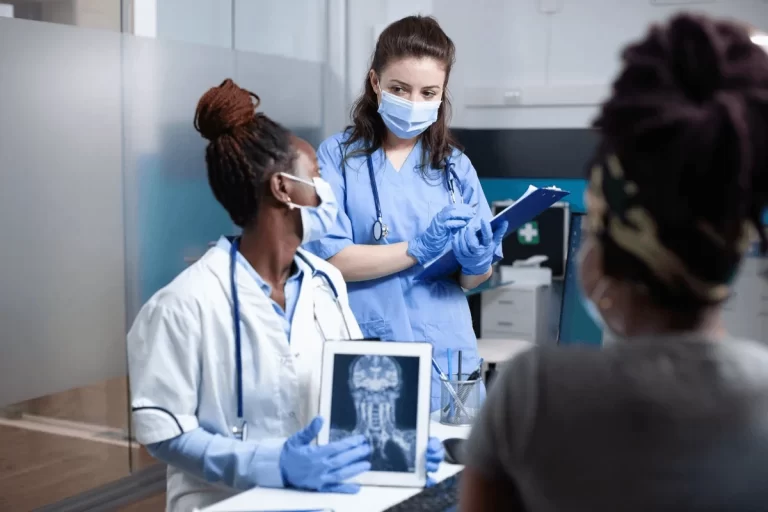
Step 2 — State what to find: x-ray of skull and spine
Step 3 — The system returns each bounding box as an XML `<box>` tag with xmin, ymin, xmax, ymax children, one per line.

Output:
<box><xmin>329</xmin><ymin>354</ymin><xmax>419</xmax><ymax>473</ymax></box>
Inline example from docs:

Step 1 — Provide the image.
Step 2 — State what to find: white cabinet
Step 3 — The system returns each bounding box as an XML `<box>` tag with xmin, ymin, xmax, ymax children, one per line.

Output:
<box><xmin>723</xmin><ymin>255</ymin><xmax>768</xmax><ymax>342</ymax></box>
<box><xmin>480</xmin><ymin>283</ymin><xmax>551</xmax><ymax>344</ymax></box>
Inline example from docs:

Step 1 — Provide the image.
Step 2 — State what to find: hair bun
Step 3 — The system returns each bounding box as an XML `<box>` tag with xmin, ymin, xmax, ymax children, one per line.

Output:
<box><xmin>194</xmin><ymin>79</ymin><xmax>260</xmax><ymax>141</ymax></box>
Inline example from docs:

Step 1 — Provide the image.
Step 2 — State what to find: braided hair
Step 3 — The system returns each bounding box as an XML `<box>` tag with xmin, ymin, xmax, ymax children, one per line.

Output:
<box><xmin>194</xmin><ymin>79</ymin><xmax>296</xmax><ymax>227</ymax></box>
<box><xmin>589</xmin><ymin>14</ymin><xmax>768</xmax><ymax>313</ymax></box>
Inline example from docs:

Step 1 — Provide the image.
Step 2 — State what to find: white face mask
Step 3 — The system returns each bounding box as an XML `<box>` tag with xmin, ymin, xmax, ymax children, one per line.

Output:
<box><xmin>377</xmin><ymin>91</ymin><xmax>441</xmax><ymax>139</ymax></box>
<box><xmin>279</xmin><ymin>173</ymin><xmax>338</xmax><ymax>244</ymax></box>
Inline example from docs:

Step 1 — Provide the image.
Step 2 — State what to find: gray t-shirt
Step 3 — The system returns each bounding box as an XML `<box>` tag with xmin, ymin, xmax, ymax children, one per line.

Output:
<box><xmin>466</xmin><ymin>336</ymin><xmax>768</xmax><ymax>511</ymax></box>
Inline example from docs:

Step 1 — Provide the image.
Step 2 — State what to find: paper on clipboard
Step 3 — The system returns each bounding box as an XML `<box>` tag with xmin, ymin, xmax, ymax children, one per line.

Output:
<box><xmin>415</xmin><ymin>185</ymin><xmax>570</xmax><ymax>282</ymax></box>
<box><xmin>516</xmin><ymin>184</ymin><xmax>540</xmax><ymax>201</ymax></box>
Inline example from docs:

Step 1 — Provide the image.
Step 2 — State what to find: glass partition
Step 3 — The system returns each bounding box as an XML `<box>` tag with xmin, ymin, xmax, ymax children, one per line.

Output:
<box><xmin>5</xmin><ymin>0</ymin><xmax>122</xmax><ymax>31</ymax></box>
<box><xmin>0</xmin><ymin>4</ymin><xmax>327</xmax><ymax>508</ymax></box>
<box><xmin>0</xmin><ymin>16</ymin><xmax>133</xmax><ymax>510</ymax></box>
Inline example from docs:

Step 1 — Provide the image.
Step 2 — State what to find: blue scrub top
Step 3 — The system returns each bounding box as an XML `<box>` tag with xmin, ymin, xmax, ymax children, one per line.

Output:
<box><xmin>304</xmin><ymin>132</ymin><xmax>503</xmax><ymax>411</ymax></box>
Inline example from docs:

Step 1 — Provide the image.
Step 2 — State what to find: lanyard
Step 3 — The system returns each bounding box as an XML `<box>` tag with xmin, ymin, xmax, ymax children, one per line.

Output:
<box><xmin>229</xmin><ymin>239</ymin><xmax>245</xmax><ymax>423</ymax></box>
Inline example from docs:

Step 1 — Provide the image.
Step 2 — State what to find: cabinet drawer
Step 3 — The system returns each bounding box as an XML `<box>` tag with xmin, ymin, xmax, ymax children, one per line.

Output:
<box><xmin>482</xmin><ymin>289</ymin><xmax>534</xmax><ymax>318</ymax></box>
<box><xmin>481</xmin><ymin>328</ymin><xmax>535</xmax><ymax>342</ymax></box>
<box><xmin>482</xmin><ymin>313</ymin><xmax>534</xmax><ymax>336</ymax></box>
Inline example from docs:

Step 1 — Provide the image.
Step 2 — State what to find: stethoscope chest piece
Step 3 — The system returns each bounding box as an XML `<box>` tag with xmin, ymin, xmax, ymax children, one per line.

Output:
<box><xmin>232</xmin><ymin>421</ymin><xmax>248</xmax><ymax>441</ymax></box>
<box><xmin>373</xmin><ymin>217</ymin><xmax>389</xmax><ymax>241</ymax></box>
<box><xmin>366</xmin><ymin>154</ymin><xmax>460</xmax><ymax>243</ymax></box>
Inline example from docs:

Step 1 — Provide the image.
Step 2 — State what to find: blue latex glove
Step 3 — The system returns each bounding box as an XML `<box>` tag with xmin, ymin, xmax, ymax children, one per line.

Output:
<box><xmin>453</xmin><ymin>219</ymin><xmax>508</xmax><ymax>275</ymax></box>
<box><xmin>408</xmin><ymin>204</ymin><xmax>475</xmax><ymax>265</ymax></box>
<box><xmin>280</xmin><ymin>416</ymin><xmax>372</xmax><ymax>494</ymax></box>
<box><xmin>424</xmin><ymin>436</ymin><xmax>445</xmax><ymax>488</ymax></box>
<box><xmin>426</xmin><ymin>436</ymin><xmax>444</xmax><ymax>473</ymax></box>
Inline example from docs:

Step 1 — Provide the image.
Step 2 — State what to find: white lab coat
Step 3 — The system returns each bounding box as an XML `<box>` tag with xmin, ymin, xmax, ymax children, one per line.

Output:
<box><xmin>128</xmin><ymin>240</ymin><xmax>363</xmax><ymax>511</ymax></box>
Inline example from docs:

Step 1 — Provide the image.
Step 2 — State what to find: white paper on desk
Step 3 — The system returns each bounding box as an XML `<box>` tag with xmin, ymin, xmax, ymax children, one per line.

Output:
<box><xmin>206</xmin><ymin>487</ymin><xmax>351</xmax><ymax>511</ymax></box>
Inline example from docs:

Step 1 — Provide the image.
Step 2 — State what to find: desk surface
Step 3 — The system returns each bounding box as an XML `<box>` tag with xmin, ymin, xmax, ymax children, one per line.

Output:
<box><xmin>477</xmin><ymin>338</ymin><xmax>533</xmax><ymax>363</ymax></box>
<box><xmin>202</xmin><ymin>419</ymin><xmax>471</xmax><ymax>512</ymax></box>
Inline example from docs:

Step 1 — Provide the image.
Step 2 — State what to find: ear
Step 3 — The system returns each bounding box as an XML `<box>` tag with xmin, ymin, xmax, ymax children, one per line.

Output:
<box><xmin>369</xmin><ymin>69</ymin><xmax>380</xmax><ymax>97</ymax></box>
<box><xmin>269</xmin><ymin>173</ymin><xmax>293</xmax><ymax>207</ymax></box>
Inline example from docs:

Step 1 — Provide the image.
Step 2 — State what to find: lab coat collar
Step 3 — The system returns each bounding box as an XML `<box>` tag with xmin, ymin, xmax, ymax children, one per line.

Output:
<box><xmin>214</xmin><ymin>236</ymin><xmax>303</xmax><ymax>300</ymax></box>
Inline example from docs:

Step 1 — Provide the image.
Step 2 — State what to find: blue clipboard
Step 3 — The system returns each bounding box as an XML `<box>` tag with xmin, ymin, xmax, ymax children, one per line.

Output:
<box><xmin>415</xmin><ymin>185</ymin><xmax>570</xmax><ymax>282</ymax></box>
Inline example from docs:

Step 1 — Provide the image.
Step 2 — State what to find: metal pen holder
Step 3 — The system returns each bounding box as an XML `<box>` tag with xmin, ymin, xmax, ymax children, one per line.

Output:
<box><xmin>439</xmin><ymin>373</ymin><xmax>482</xmax><ymax>426</ymax></box>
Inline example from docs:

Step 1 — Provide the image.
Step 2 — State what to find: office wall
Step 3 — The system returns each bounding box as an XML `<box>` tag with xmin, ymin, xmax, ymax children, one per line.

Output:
<box><xmin>155</xmin><ymin>0</ymin><xmax>232</xmax><ymax>48</ymax></box>
<box><xmin>7</xmin><ymin>0</ymin><xmax>121</xmax><ymax>30</ymax></box>
<box><xmin>146</xmin><ymin>0</ymin><xmax>346</xmax><ymax>137</ymax></box>
<box><xmin>148</xmin><ymin>0</ymin><xmax>327</xmax><ymax>59</ymax></box>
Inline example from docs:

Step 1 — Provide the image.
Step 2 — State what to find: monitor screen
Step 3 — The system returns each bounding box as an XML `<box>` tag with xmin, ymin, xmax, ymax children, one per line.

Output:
<box><xmin>558</xmin><ymin>213</ymin><xmax>603</xmax><ymax>345</ymax></box>
<box><xmin>492</xmin><ymin>202</ymin><xmax>569</xmax><ymax>279</ymax></box>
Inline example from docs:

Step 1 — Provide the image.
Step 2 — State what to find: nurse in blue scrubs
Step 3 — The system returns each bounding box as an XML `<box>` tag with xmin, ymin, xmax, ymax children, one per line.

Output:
<box><xmin>304</xmin><ymin>15</ymin><xmax>506</xmax><ymax>411</ymax></box>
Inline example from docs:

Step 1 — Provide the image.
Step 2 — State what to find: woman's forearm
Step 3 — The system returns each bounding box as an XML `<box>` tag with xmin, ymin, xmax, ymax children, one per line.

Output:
<box><xmin>460</xmin><ymin>268</ymin><xmax>493</xmax><ymax>290</ymax></box>
<box><xmin>329</xmin><ymin>242</ymin><xmax>418</xmax><ymax>282</ymax></box>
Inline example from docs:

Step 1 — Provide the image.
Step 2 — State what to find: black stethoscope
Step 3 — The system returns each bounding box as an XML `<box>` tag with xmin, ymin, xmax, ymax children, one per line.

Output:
<box><xmin>368</xmin><ymin>155</ymin><xmax>462</xmax><ymax>241</ymax></box>
<box><xmin>228</xmin><ymin>238</ymin><xmax>352</xmax><ymax>440</ymax></box>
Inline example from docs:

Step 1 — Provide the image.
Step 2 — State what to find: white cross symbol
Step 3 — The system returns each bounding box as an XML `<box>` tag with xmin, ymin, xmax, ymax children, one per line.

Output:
<box><xmin>519</xmin><ymin>223</ymin><xmax>538</xmax><ymax>243</ymax></box>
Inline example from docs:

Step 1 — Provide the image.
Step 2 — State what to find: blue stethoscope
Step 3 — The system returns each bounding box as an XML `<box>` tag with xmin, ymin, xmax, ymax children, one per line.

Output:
<box><xmin>228</xmin><ymin>238</ymin><xmax>352</xmax><ymax>440</ymax></box>
<box><xmin>368</xmin><ymin>155</ymin><xmax>462</xmax><ymax>241</ymax></box>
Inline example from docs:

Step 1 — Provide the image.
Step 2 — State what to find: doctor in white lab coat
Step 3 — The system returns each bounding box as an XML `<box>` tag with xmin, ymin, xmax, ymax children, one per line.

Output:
<box><xmin>127</xmin><ymin>79</ymin><xmax>446</xmax><ymax>512</ymax></box>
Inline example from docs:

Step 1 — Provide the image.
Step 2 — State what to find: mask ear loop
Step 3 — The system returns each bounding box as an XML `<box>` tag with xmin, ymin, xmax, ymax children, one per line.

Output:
<box><xmin>592</xmin><ymin>277</ymin><xmax>630</xmax><ymax>337</ymax></box>
<box><xmin>280</xmin><ymin>172</ymin><xmax>320</xmax><ymax>211</ymax></box>
<box><xmin>592</xmin><ymin>279</ymin><xmax>613</xmax><ymax>311</ymax></box>
<box><xmin>579</xmin><ymin>237</ymin><xmax>615</xmax><ymax>312</ymax></box>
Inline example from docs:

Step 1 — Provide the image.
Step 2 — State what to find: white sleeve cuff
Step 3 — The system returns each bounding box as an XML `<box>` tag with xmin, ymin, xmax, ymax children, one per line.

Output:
<box><xmin>132</xmin><ymin>406</ymin><xmax>199</xmax><ymax>445</ymax></box>
<box><xmin>250</xmin><ymin>437</ymin><xmax>287</xmax><ymax>488</ymax></box>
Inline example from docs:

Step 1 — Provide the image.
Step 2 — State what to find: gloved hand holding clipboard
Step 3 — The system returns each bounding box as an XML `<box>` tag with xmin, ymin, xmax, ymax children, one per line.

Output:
<box><xmin>415</xmin><ymin>185</ymin><xmax>570</xmax><ymax>282</ymax></box>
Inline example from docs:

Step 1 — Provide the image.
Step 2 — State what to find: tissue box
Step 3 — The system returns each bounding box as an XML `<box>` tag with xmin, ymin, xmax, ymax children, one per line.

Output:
<box><xmin>500</xmin><ymin>265</ymin><xmax>552</xmax><ymax>286</ymax></box>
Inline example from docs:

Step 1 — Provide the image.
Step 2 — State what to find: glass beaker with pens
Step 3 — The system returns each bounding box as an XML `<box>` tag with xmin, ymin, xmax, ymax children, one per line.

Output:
<box><xmin>433</xmin><ymin>350</ymin><xmax>483</xmax><ymax>426</ymax></box>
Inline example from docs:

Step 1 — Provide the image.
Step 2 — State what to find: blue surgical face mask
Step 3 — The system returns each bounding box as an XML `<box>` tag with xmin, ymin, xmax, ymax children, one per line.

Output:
<box><xmin>578</xmin><ymin>240</ymin><xmax>621</xmax><ymax>339</ymax></box>
<box><xmin>377</xmin><ymin>91</ymin><xmax>441</xmax><ymax>140</ymax></box>
<box><xmin>280</xmin><ymin>174</ymin><xmax>338</xmax><ymax>244</ymax></box>
<box><xmin>580</xmin><ymin>280</ymin><xmax>623</xmax><ymax>344</ymax></box>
